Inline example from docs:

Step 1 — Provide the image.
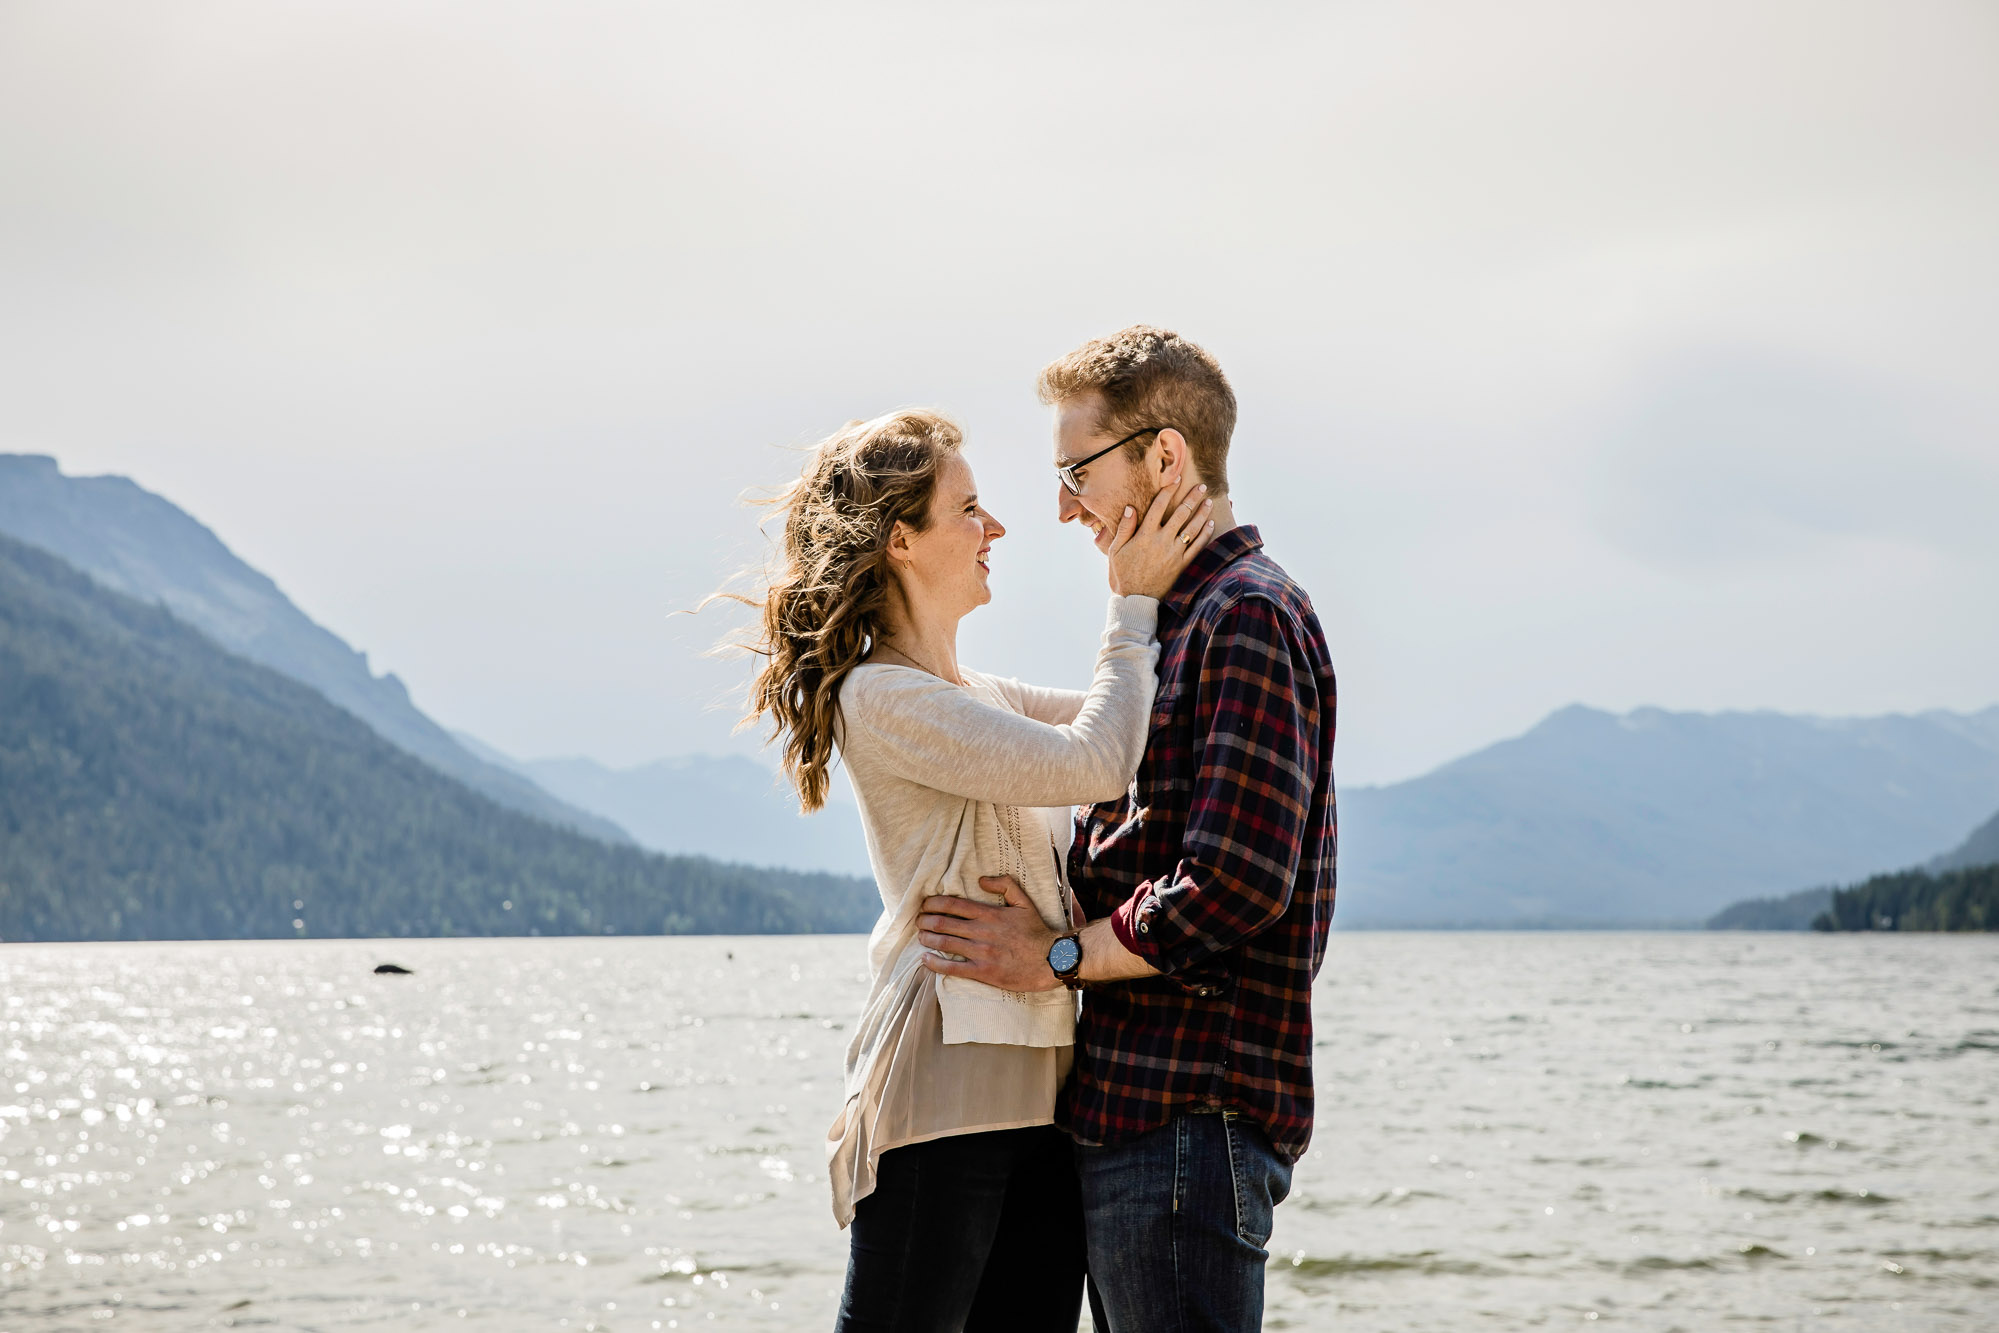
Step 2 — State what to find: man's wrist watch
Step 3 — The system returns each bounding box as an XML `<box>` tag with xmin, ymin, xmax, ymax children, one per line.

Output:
<box><xmin>1047</xmin><ymin>933</ymin><xmax>1084</xmax><ymax>991</ymax></box>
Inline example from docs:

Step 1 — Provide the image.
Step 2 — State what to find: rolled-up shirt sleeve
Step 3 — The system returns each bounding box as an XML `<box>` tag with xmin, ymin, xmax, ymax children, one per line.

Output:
<box><xmin>1109</xmin><ymin>595</ymin><xmax>1319</xmax><ymax>979</ymax></box>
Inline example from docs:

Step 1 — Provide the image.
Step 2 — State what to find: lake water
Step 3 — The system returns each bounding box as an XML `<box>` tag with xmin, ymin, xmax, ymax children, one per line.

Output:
<box><xmin>2</xmin><ymin>933</ymin><xmax>1995</xmax><ymax>1331</ymax></box>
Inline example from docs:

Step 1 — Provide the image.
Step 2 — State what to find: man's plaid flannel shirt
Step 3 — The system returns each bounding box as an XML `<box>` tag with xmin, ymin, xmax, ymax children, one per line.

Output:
<box><xmin>1059</xmin><ymin>525</ymin><xmax>1336</xmax><ymax>1164</ymax></box>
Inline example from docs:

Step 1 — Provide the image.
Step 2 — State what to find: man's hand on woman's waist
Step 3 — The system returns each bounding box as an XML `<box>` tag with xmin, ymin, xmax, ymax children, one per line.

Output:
<box><xmin>918</xmin><ymin>876</ymin><xmax>1161</xmax><ymax>989</ymax></box>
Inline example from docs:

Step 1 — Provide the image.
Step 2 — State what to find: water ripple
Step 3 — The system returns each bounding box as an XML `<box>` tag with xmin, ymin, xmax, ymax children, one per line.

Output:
<box><xmin>0</xmin><ymin>933</ymin><xmax>1994</xmax><ymax>1330</ymax></box>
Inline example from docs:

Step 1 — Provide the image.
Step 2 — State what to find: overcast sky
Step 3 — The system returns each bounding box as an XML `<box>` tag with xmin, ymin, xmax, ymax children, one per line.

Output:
<box><xmin>3</xmin><ymin>1</ymin><xmax>1995</xmax><ymax>786</ymax></box>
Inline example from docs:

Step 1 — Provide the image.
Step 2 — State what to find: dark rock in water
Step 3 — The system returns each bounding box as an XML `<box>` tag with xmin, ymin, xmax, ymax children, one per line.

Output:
<box><xmin>373</xmin><ymin>962</ymin><xmax>413</xmax><ymax>975</ymax></box>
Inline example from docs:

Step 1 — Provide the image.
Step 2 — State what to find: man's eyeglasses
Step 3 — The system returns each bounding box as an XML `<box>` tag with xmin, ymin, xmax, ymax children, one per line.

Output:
<box><xmin>1056</xmin><ymin>425</ymin><xmax>1173</xmax><ymax>497</ymax></box>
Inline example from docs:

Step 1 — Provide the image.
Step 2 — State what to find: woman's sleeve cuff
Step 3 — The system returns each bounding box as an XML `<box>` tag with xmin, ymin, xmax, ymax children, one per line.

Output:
<box><xmin>1106</xmin><ymin>593</ymin><xmax>1160</xmax><ymax>638</ymax></box>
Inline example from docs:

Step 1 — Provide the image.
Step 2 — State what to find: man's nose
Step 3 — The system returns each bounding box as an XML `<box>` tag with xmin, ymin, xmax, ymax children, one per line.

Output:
<box><xmin>1057</xmin><ymin>486</ymin><xmax>1084</xmax><ymax>524</ymax></box>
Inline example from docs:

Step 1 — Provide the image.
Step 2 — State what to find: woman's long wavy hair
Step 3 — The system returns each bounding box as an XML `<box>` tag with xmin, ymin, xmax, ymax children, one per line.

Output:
<box><xmin>726</xmin><ymin>409</ymin><xmax>961</xmax><ymax>813</ymax></box>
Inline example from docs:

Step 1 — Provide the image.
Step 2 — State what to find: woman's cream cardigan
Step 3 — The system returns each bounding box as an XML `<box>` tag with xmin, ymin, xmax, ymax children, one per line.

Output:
<box><xmin>824</xmin><ymin>594</ymin><xmax>1159</xmax><ymax>1225</ymax></box>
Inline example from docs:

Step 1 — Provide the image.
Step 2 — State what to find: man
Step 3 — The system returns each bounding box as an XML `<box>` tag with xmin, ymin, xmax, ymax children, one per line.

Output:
<box><xmin>917</xmin><ymin>325</ymin><xmax>1337</xmax><ymax>1332</ymax></box>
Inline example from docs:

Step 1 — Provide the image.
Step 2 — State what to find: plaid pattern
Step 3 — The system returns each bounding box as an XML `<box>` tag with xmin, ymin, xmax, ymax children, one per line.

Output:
<box><xmin>1058</xmin><ymin>525</ymin><xmax>1336</xmax><ymax>1164</ymax></box>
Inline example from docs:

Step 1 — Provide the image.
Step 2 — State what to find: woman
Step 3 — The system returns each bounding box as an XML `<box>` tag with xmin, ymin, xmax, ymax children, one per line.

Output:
<box><xmin>733</xmin><ymin>408</ymin><xmax>1211</xmax><ymax>1331</ymax></box>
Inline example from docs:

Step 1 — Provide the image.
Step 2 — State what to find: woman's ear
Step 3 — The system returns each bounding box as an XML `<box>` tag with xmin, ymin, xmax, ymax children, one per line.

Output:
<box><xmin>884</xmin><ymin>518</ymin><xmax>915</xmax><ymax>569</ymax></box>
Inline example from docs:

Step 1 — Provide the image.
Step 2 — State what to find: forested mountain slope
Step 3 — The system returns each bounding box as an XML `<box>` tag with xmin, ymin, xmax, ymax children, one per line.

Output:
<box><xmin>0</xmin><ymin>453</ymin><xmax>625</xmax><ymax>842</ymax></box>
<box><xmin>0</xmin><ymin>534</ymin><xmax>879</xmax><ymax>941</ymax></box>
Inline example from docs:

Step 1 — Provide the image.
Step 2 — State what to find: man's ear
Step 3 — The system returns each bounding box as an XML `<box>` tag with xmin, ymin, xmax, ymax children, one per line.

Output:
<box><xmin>1154</xmin><ymin>428</ymin><xmax>1190</xmax><ymax>489</ymax></box>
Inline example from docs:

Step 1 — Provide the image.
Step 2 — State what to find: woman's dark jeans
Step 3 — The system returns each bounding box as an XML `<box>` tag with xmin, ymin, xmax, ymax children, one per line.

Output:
<box><xmin>833</xmin><ymin>1124</ymin><xmax>1085</xmax><ymax>1333</ymax></box>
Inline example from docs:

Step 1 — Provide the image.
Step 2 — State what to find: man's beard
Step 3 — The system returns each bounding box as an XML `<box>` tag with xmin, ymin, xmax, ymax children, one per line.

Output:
<box><xmin>1097</xmin><ymin>477</ymin><xmax>1157</xmax><ymax>550</ymax></box>
<box><xmin>1122</xmin><ymin>477</ymin><xmax>1167</xmax><ymax>533</ymax></box>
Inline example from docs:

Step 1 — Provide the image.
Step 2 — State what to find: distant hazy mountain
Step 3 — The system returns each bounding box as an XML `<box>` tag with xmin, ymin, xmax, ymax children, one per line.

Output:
<box><xmin>0</xmin><ymin>454</ymin><xmax>625</xmax><ymax>843</ymax></box>
<box><xmin>1709</xmin><ymin>801</ymin><xmax>1999</xmax><ymax>929</ymax></box>
<box><xmin>486</xmin><ymin>703</ymin><xmax>1999</xmax><ymax>927</ymax></box>
<box><xmin>1706</xmin><ymin>886</ymin><xmax>1835</xmax><ymax>931</ymax></box>
<box><xmin>0</xmin><ymin>532</ymin><xmax>879</xmax><ymax>940</ymax></box>
<box><xmin>458</xmin><ymin>737</ymin><xmax>875</xmax><ymax>877</ymax></box>
<box><xmin>1930</xmin><ymin>807</ymin><xmax>1999</xmax><ymax>873</ymax></box>
<box><xmin>1338</xmin><ymin>704</ymin><xmax>1999</xmax><ymax>928</ymax></box>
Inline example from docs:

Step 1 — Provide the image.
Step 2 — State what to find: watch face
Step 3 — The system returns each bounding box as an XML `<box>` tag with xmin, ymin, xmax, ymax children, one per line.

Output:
<box><xmin>1048</xmin><ymin>936</ymin><xmax>1081</xmax><ymax>975</ymax></box>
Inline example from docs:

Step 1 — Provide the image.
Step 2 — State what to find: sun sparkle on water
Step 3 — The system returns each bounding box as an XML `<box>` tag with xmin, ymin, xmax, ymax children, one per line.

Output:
<box><xmin>1</xmin><ymin>933</ymin><xmax>1996</xmax><ymax>1331</ymax></box>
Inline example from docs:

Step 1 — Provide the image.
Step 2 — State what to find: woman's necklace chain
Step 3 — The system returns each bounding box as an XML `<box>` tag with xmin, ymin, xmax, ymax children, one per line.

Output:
<box><xmin>877</xmin><ymin>641</ymin><xmax>960</xmax><ymax>685</ymax></box>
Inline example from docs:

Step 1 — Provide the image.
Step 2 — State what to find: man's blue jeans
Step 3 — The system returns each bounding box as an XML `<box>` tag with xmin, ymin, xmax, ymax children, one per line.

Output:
<box><xmin>1075</xmin><ymin>1110</ymin><xmax>1294</xmax><ymax>1333</ymax></box>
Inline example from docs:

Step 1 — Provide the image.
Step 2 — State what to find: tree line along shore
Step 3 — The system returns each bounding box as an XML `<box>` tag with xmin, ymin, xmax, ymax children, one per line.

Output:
<box><xmin>1810</xmin><ymin>864</ymin><xmax>1999</xmax><ymax>933</ymax></box>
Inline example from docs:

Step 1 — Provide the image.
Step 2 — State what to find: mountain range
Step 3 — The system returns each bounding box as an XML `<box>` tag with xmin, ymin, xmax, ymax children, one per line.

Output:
<box><xmin>1334</xmin><ymin>703</ymin><xmax>1999</xmax><ymax>927</ymax></box>
<box><xmin>499</xmin><ymin>694</ymin><xmax>1999</xmax><ymax>929</ymax></box>
<box><xmin>1931</xmin><ymin>807</ymin><xmax>1999</xmax><ymax>873</ymax></box>
<box><xmin>1704</xmin><ymin>783</ymin><xmax>1999</xmax><ymax>929</ymax></box>
<box><xmin>3</xmin><ymin>452</ymin><xmax>1994</xmax><ymax>935</ymax></box>
<box><xmin>0</xmin><ymin>454</ymin><xmax>625</xmax><ymax>843</ymax></box>
<box><xmin>457</xmin><ymin>737</ymin><xmax>875</xmax><ymax>877</ymax></box>
<box><xmin>0</xmin><ymin>529</ymin><xmax>879</xmax><ymax>940</ymax></box>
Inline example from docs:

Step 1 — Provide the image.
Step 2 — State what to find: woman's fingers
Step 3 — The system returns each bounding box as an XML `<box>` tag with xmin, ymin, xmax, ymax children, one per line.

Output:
<box><xmin>1105</xmin><ymin>503</ymin><xmax>1140</xmax><ymax>557</ymax></box>
<box><xmin>1150</xmin><ymin>477</ymin><xmax>1202</xmax><ymax>526</ymax></box>
<box><xmin>1155</xmin><ymin>484</ymin><xmax>1215</xmax><ymax>569</ymax></box>
<box><xmin>1142</xmin><ymin>480</ymin><xmax>1181</xmax><ymax>530</ymax></box>
<box><xmin>1108</xmin><ymin>479</ymin><xmax>1214</xmax><ymax>596</ymax></box>
<box><xmin>1165</xmin><ymin>492</ymin><xmax>1214</xmax><ymax>545</ymax></box>
<box><xmin>1170</xmin><ymin>517</ymin><xmax>1215</xmax><ymax>563</ymax></box>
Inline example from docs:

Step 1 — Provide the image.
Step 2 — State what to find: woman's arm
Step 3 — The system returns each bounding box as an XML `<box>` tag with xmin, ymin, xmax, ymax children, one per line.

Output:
<box><xmin>844</xmin><ymin>479</ymin><xmax>1213</xmax><ymax>808</ymax></box>
<box><xmin>843</xmin><ymin>596</ymin><xmax>1158</xmax><ymax>808</ymax></box>
<box><xmin>988</xmin><ymin>677</ymin><xmax>1089</xmax><ymax>728</ymax></box>
<box><xmin>968</xmin><ymin>483</ymin><xmax>1218</xmax><ymax>728</ymax></box>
